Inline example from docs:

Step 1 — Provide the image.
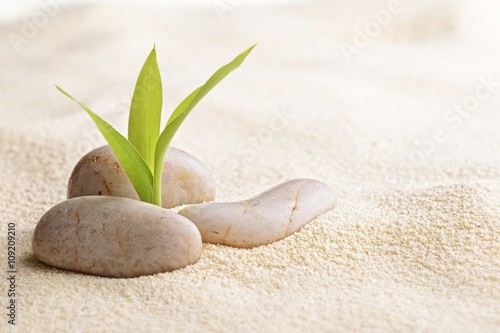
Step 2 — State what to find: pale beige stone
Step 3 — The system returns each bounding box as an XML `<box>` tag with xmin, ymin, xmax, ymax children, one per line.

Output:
<box><xmin>179</xmin><ymin>178</ymin><xmax>336</xmax><ymax>248</ymax></box>
<box><xmin>32</xmin><ymin>196</ymin><xmax>202</xmax><ymax>278</ymax></box>
<box><xmin>67</xmin><ymin>145</ymin><xmax>217</xmax><ymax>208</ymax></box>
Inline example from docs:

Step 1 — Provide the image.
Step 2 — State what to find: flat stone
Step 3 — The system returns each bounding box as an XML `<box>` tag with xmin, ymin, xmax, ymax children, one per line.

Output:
<box><xmin>32</xmin><ymin>196</ymin><xmax>202</xmax><ymax>278</ymax></box>
<box><xmin>67</xmin><ymin>145</ymin><xmax>217</xmax><ymax>208</ymax></box>
<box><xmin>178</xmin><ymin>178</ymin><xmax>336</xmax><ymax>248</ymax></box>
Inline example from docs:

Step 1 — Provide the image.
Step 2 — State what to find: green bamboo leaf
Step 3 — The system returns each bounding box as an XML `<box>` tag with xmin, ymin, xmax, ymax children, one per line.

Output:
<box><xmin>165</xmin><ymin>44</ymin><xmax>255</xmax><ymax>128</ymax></box>
<box><xmin>152</xmin><ymin>44</ymin><xmax>255</xmax><ymax>205</ymax></box>
<box><xmin>128</xmin><ymin>46</ymin><xmax>163</xmax><ymax>172</ymax></box>
<box><xmin>56</xmin><ymin>85</ymin><xmax>154</xmax><ymax>203</ymax></box>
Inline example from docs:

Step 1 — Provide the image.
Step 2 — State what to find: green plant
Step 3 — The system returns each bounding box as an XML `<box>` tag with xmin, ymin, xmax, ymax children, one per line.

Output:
<box><xmin>57</xmin><ymin>44</ymin><xmax>255</xmax><ymax>206</ymax></box>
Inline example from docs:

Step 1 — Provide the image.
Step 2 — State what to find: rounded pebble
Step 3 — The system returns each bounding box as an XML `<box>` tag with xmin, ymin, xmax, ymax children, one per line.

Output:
<box><xmin>32</xmin><ymin>196</ymin><xmax>202</xmax><ymax>278</ymax></box>
<box><xmin>67</xmin><ymin>145</ymin><xmax>217</xmax><ymax>208</ymax></box>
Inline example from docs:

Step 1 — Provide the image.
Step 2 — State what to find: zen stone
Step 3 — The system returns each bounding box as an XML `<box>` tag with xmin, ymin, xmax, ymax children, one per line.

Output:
<box><xmin>67</xmin><ymin>145</ymin><xmax>217</xmax><ymax>208</ymax></box>
<box><xmin>178</xmin><ymin>178</ymin><xmax>336</xmax><ymax>248</ymax></box>
<box><xmin>32</xmin><ymin>196</ymin><xmax>202</xmax><ymax>278</ymax></box>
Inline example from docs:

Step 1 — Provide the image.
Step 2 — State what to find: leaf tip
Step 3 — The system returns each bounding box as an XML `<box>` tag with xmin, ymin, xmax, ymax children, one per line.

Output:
<box><xmin>55</xmin><ymin>84</ymin><xmax>68</xmax><ymax>96</ymax></box>
<box><xmin>242</xmin><ymin>43</ymin><xmax>257</xmax><ymax>58</ymax></box>
<box><xmin>150</xmin><ymin>44</ymin><xmax>158</xmax><ymax>60</ymax></box>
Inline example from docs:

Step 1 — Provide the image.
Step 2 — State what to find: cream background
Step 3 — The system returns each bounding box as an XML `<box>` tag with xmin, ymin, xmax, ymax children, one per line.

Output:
<box><xmin>0</xmin><ymin>0</ymin><xmax>499</xmax><ymax>332</ymax></box>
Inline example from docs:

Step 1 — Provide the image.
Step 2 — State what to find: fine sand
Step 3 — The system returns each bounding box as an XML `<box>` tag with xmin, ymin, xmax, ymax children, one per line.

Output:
<box><xmin>0</xmin><ymin>1</ymin><xmax>499</xmax><ymax>332</ymax></box>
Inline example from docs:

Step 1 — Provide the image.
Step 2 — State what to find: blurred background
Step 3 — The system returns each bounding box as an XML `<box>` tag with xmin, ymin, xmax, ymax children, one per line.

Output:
<box><xmin>1</xmin><ymin>0</ymin><xmax>499</xmax><ymax>193</ymax></box>
<box><xmin>0</xmin><ymin>0</ymin><xmax>312</xmax><ymax>22</ymax></box>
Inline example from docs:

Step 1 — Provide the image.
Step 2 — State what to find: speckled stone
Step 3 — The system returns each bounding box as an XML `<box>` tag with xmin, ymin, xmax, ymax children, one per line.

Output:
<box><xmin>32</xmin><ymin>196</ymin><xmax>202</xmax><ymax>278</ymax></box>
<box><xmin>67</xmin><ymin>145</ymin><xmax>217</xmax><ymax>208</ymax></box>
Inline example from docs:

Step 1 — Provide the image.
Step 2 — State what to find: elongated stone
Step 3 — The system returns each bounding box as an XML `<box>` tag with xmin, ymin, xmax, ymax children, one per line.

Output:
<box><xmin>32</xmin><ymin>196</ymin><xmax>202</xmax><ymax>278</ymax></box>
<box><xmin>178</xmin><ymin>178</ymin><xmax>336</xmax><ymax>248</ymax></box>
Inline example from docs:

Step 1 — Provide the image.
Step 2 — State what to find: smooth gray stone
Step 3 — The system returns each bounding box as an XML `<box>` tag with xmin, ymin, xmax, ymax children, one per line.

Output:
<box><xmin>179</xmin><ymin>178</ymin><xmax>336</xmax><ymax>248</ymax></box>
<box><xmin>67</xmin><ymin>145</ymin><xmax>217</xmax><ymax>208</ymax></box>
<box><xmin>32</xmin><ymin>196</ymin><xmax>202</xmax><ymax>278</ymax></box>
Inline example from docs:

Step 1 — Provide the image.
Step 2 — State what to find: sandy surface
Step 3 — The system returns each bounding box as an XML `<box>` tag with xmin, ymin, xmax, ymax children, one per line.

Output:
<box><xmin>0</xmin><ymin>0</ymin><xmax>499</xmax><ymax>332</ymax></box>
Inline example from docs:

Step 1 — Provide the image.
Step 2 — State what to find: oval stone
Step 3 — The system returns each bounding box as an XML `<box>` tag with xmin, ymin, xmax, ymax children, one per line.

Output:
<box><xmin>67</xmin><ymin>145</ymin><xmax>217</xmax><ymax>208</ymax></box>
<box><xmin>178</xmin><ymin>178</ymin><xmax>336</xmax><ymax>248</ymax></box>
<box><xmin>32</xmin><ymin>196</ymin><xmax>202</xmax><ymax>278</ymax></box>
